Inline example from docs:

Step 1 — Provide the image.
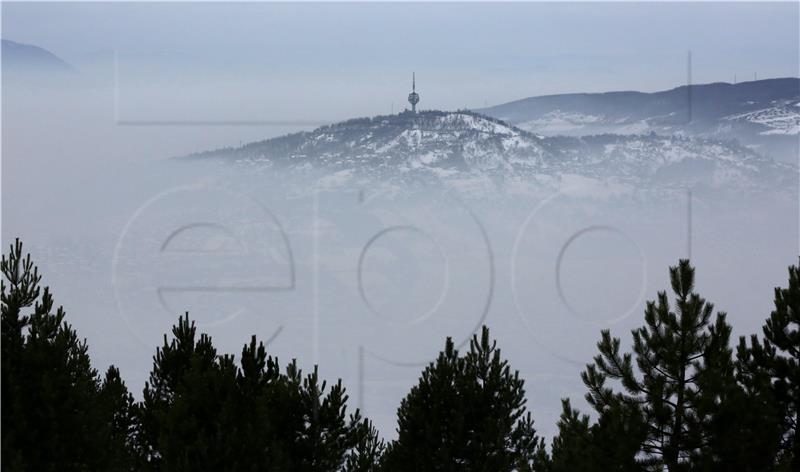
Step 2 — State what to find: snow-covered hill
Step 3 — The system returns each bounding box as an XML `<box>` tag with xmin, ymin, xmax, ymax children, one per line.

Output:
<box><xmin>480</xmin><ymin>78</ymin><xmax>800</xmax><ymax>164</ymax></box>
<box><xmin>186</xmin><ymin>110</ymin><xmax>794</xmax><ymax>197</ymax></box>
<box><xmin>191</xmin><ymin>111</ymin><xmax>545</xmax><ymax>170</ymax></box>
<box><xmin>724</xmin><ymin>102</ymin><xmax>800</xmax><ymax>136</ymax></box>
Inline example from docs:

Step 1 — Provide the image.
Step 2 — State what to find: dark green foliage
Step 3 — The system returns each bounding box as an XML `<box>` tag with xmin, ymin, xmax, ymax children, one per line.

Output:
<box><xmin>549</xmin><ymin>399</ymin><xmax>646</xmax><ymax>472</ymax></box>
<box><xmin>4</xmin><ymin>236</ymin><xmax>797</xmax><ymax>470</ymax></box>
<box><xmin>383</xmin><ymin>326</ymin><xmax>546</xmax><ymax>471</ymax></box>
<box><xmin>582</xmin><ymin>260</ymin><xmax>735</xmax><ymax>470</ymax></box>
<box><xmin>548</xmin><ymin>399</ymin><xmax>594</xmax><ymax>472</ymax></box>
<box><xmin>1</xmin><ymin>239</ymin><xmax>134</xmax><ymax>470</ymax></box>
<box><xmin>343</xmin><ymin>419</ymin><xmax>385</xmax><ymax>472</ymax></box>
<box><xmin>138</xmin><ymin>315</ymin><xmax>366</xmax><ymax>471</ymax></box>
<box><xmin>695</xmin><ymin>366</ymin><xmax>783</xmax><ymax>471</ymax></box>
<box><xmin>590</xmin><ymin>400</ymin><xmax>648</xmax><ymax>471</ymax></box>
<box><xmin>687</xmin><ymin>307</ymin><xmax>783</xmax><ymax>472</ymax></box>
<box><xmin>737</xmin><ymin>260</ymin><xmax>800</xmax><ymax>470</ymax></box>
<box><xmin>138</xmin><ymin>313</ymin><xmax>242</xmax><ymax>470</ymax></box>
<box><xmin>279</xmin><ymin>363</ymin><xmax>364</xmax><ymax>471</ymax></box>
<box><xmin>100</xmin><ymin>366</ymin><xmax>144</xmax><ymax>470</ymax></box>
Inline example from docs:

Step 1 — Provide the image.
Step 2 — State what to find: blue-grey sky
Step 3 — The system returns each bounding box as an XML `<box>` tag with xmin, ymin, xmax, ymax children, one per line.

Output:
<box><xmin>3</xmin><ymin>2</ymin><xmax>799</xmax><ymax>119</ymax></box>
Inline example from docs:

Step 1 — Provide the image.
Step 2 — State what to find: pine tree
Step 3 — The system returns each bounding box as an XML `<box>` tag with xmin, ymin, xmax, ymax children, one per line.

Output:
<box><xmin>342</xmin><ymin>419</ymin><xmax>385</xmax><ymax>471</ymax></box>
<box><xmin>139</xmin><ymin>314</ymin><xmax>367</xmax><ymax>471</ymax></box>
<box><xmin>738</xmin><ymin>260</ymin><xmax>800</xmax><ymax>469</ymax></box>
<box><xmin>549</xmin><ymin>399</ymin><xmax>646</xmax><ymax>472</ymax></box>
<box><xmin>100</xmin><ymin>366</ymin><xmax>145</xmax><ymax>470</ymax></box>
<box><xmin>1</xmin><ymin>238</ymin><xmax>134</xmax><ymax>470</ymax></box>
<box><xmin>1</xmin><ymin>239</ymin><xmax>39</xmax><ymax>470</ymax></box>
<box><xmin>590</xmin><ymin>400</ymin><xmax>648</xmax><ymax>471</ymax></box>
<box><xmin>383</xmin><ymin>326</ymin><xmax>546</xmax><ymax>471</ymax></box>
<box><xmin>236</xmin><ymin>337</ymin><xmax>366</xmax><ymax>471</ymax></box>
<box><xmin>581</xmin><ymin>259</ymin><xmax>733</xmax><ymax>470</ymax></box>
<box><xmin>696</xmin><ymin>361</ymin><xmax>783</xmax><ymax>471</ymax></box>
<box><xmin>548</xmin><ymin>399</ymin><xmax>594</xmax><ymax>472</ymax></box>
<box><xmin>138</xmin><ymin>313</ymin><xmax>242</xmax><ymax>470</ymax></box>
<box><xmin>235</xmin><ymin>334</ymin><xmax>286</xmax><ymax>468</ymax></box>
<box><xmin>285</xmin><ymin>362</ymin><xmax>365</xmax><ymax>471</ymax></box>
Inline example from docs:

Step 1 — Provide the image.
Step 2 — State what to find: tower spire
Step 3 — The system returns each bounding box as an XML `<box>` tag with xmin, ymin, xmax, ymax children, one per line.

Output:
<box><xmin>408</xmin><ymin>72</ymin><xmax>420</xmax><ymax>113</ymax></box>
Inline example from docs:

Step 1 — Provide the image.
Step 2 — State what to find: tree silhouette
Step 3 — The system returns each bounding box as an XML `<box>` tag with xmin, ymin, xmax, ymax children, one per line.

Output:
<box><xmin>282</xmin><ymin>362</ymin><xmax>365</xmax><ymax>471</ymax></box>
<box><xmin>738</xmin><ymin>260</ymin><xmax>800</xmax><ymax>469</ymax></box>
<box><xmin>138</xmin><ymin>314</ymin><xmax>367</xmax><ymax>471</ymax></box>
<box><xmin>548</xmin><ymin>398</ymin><xmax>646</xmax><ymax>472</ymax></box>
<box><xmin>1</xmin><ymin>238</ymin><xmax>133</xmax><ymax>470</ymax></box>
<box><xmin>548</xmin><ymin>399</ymin><xmax>594</xmax><ymax>472</ymax></box>
<box><xmin>343</xmin><ymin>419</ymin><xmax>385</xmax><ymax>472</ymax></box>
<box><xmin>582</xmin><ymin>260</ymin><xmax>734</xmax><ymax>470</ymax></box>
<box><xmin>100</xmin><ymin>365</ymin><xmax>144</xmax><ymax>470</ymax></box>
<box><xmin>138</xmin><ymin>313</ymin><xmax>242</xmax><ymax>470</ymax></box>
<box><xmin>4</xmin><ymin>236</ymin><xmax>795</xmax><ymax>470</ymax></box>
<box><xmin>383</xmin><ymin>326</ymin><xmax>546</xmax><ymax>471</ymax></box>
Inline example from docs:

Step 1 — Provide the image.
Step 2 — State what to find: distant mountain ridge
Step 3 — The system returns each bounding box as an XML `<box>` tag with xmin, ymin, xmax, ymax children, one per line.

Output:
<box><xmin>481</xmin><ymin>79</ymin><xmax>798</xmax><ymax>123</ymax></box>
<box><xmin>2</xmin><ymin>39</ymin><xmax>75</xmax><ymax>73</ymax></box>
<box><xmin>186</xmin><ymin>110</ymin><xmax>793</xmax><ymax>196</ymax></box>
<box><xmin>189</xmin><ymin>110</ymin><xmax>548</xmax><ymax>173</ymax></box>
<box><xmin>479</xmin><ymin>78</ymin><xmax>800</xmax><ymax>163</ymax></box>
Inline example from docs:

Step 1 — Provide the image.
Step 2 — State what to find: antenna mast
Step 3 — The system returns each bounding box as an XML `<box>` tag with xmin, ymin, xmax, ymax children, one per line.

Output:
<box><xmin>407</xmin><ymin>72</ymin><xmax>420</xmax><ymax>113</ymax></box>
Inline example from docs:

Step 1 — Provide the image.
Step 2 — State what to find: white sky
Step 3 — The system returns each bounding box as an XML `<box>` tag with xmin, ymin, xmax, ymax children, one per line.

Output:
<box><xmin>3</xmin><ymin>2</ymin><xmax>799</xmax><ymax>117</ymax></box>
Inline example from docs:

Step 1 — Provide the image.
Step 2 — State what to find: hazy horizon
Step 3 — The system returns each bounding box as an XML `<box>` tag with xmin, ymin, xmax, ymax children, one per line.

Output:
<box><xmin>3</xmin><ymin>1</ymin><xmax>799</xmax><ymax>444</ymax></box>
<box><xmin>3</xmin><ymin>2</ymin><xmax>799</xmax><ymax>114</ymax></box>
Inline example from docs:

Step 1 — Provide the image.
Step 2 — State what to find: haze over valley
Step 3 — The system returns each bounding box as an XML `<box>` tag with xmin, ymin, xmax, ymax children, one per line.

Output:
<box><xmin>3</xmin><ymin>2</ymin><xmax>798</xmax><ymax>442</ymax></box>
